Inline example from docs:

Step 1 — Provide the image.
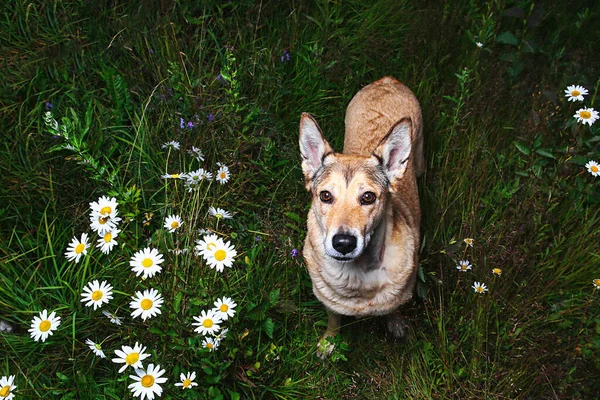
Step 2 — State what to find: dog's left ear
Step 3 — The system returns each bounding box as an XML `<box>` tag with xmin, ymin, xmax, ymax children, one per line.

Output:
<box><xmin>373</xmin><ymin>118</ymin><xmax>412</xmax><ymax>185</ymax></box>
<box><xmin>299</xmin><ymin>113</ymin><xmax>333</xmax><ymax>185</ymax></box>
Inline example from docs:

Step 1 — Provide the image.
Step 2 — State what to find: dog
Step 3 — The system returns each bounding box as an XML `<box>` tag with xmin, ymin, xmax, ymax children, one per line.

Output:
<box><xmin>298</xmin><ymin>76</ymin><xmax>423</xmax><ymax>352</ymax></box>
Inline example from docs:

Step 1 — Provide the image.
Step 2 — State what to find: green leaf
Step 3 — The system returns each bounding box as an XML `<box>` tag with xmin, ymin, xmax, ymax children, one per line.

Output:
<box><xmin>173</xmin><ymin>291</ymin><xmax>182</xmax><ymax>313</ymax></box>
<box><xmin>514</xmin><ymin>141</ymin><xmax>530</xmax><ymax>155</ymax></box>
<box><xmin>535</xmin><ymin>148</ymin><xmax>555</xmax><ymax>159</ymax></box>
<box><xmin>284</xmin><ymin>211</ymin><xmax>301</xmax><ymax>223</ymax></box>
<box><xmin>496</xmin><ymin>31</ymin><xmax>519</xmax><ymax>46</ymax></box>
<box><xmin>263</xmin><ymin>318</ymin><xmax>275</xmax><ymax>339</ymax></box>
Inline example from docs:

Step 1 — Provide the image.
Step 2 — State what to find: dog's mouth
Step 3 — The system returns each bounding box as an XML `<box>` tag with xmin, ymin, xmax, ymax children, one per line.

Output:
<box><xmin>332</xmin><ymin>255</ymin><xmax>355</xmax><ymax>262</ymax></box>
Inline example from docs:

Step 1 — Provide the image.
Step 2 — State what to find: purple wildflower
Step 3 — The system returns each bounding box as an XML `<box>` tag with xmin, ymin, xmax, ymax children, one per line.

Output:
<box><xmin>180</xmin><ymin>117</ymin><xmax>185</xmax><ymax>129</ymax></box>
<box><xmin>290</xmin><ymin>249</ymin><xmax>299</xmax><ymax>258</ymax></box>
<box><xmin>45</xmin><ymin>102</ymin><xmax>53</xmax><ymax>110</ymax></box>
<box><xmin>207</xmin><ymin>113</ymin><xmax>215</xmax><ymax>123</ymax></box>
<box><xmin>216</xmin><ymin>73</ymin><xmax>222</xmax><ymax>81</ymax></box>
<box><xmin>149</xmin><ymin>48</ymin><xmax>155</xmax><ymax>55</ymax></box>
<box><xmin>187</xmin><ymin>121</ymin><xmax>194</xmax><ymax>130</ymax></box>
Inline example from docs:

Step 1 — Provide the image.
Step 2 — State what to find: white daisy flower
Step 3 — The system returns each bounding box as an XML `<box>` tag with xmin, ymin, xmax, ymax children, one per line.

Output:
<box><xmin>463</xmin><ymin>238</ymin><xmax>474</xmax><ymax>247</ymax></box>
<box><xmin>593</xmin><ymin>279</ymin><xmax>600</xmax><ymax>289</ymax></box>
<box><xmin>85</xmin><ymin>339</ymin><xmax>106</xmax><ymax>358</ymax></box>
<box><xmin>0</xmin><ymin>375</ymin><xmax>16</xmax><ymax>400</ymax></box>
<box><xmin>130</xmin><ymin>247</ymin><xmax>164</xmax><ymax>279</ymax></box>
<box><xmin>472</xmin><ymin>281</ymin><xmax>488</xmax><ymax>294</ymax></box>
<box><xmin>586</xmin><ymin>160</ymin><xmax>600</xmax><ymax>177</ymax></box>
<box><xmin>205</xmin><ymin>240</ymin><xmax>237</xmax><ymax>272</ymax></box>
<box><xmin>161</xmin><ymin>141</ymin><xmax>180</xmax><ymax>150</ymax></box>
<box><xmin>102</xmin><ymin>310</ymin><xmax>123</xmax><ymax>325</ymax></box>
<box><xmin>192</xmin><ymin>309</ymin><xmax>222</xmax><ymax>336</ymax></box>
<box><xmin>201</xmin><ymin>169</ymin><xmax>213</xmax><ymax>181</ymax></box>
<box><xmin>215</xmin><ymin>165</ymin><xmax>230</xmax><ymax>184</ymax></box>
<box><xmin>456</xmin><ymin>260</ymin><xmax>472</xmax><ymax>272</ymax></box>
<box><xmin>130</xmin><ymin>289</ymin><xmax>164</xmax><ymax>321</ymax></box>
<box><xmin>574</xmin><ymin>107</ymin><xmax>599</xmax><ymax>126</ymax></box>
<box><xmin>28</xmin><ymin>309</ymin><xmax>61</xmax><ymax>342</ymax></box>
<box><xmin>112</xmin><ymin>342</ymin><xmax>150</xmax><ymax>373</ymax></box>
<box><xmin>564</xmin><ymin>85</ymin><xmax>588</xmax><ymax>102</ymax></box>
<box><xmin>187</xmin><ymin>146</ymin><xmax>205</xmax><ymax>161</ymax></box>
<box><xmin>214</xmin><ymin>328</ymin><xmax>229</xmax><ymax>341</ymax></box>
<box><xmin>164</xmin><ymin>214</ymin><xmax>183</xmax><ymax>233</ymax></box>
<box><xmin>202</xmin><ymin>337</ymin><xmax>220</xmax><ymax>352</ymax></box>
<box><xmin>476</xmin><ymin>41</ymin><xmax>483</xmax><ymax>48</ymax></box>
<box><xmin>96</xmin><ymin>228</ymin><xmax>120</xmax><ymax>254</ymax></box>
<box><xmin>194</xmin><ymin>233</ymin><xmax>225</xmax><ymax>258</ymax></box>
<box><xmin>128</xmin><ymin>364</ymin><xmax>168</xmax><ymax>400</ymax></box>
<box><xmin>174</xmin><ymin>371</ymin><xmax>198</xmax><ymax>390</ymax></box>
<box><xmin>161</xmin><ymin>172</ymin><xmax>186</xmax><ymax>179</ymax></box>
<box><xmin>89</xmin><ymin>196</ymin><xmax>119</xmax><ymax>219</ymax></box>
<box><xmin>81</xmin><ymin>280</ymin><xmax>114</xmax><ymax>310</ymax></box>
<box><xmin>212</xmin><ymin>297</ymin><xmax>237</xmax><ymax>320</ymax></box>
<box><xmin>65</xmin><ymin>233</ymin><xmax>90</xmax><ymax>263</ymax></box>
<box><xmin>208</xmin><ymin>206</ymin><xmax>232</xmax><ymax>220</ymax></box>
<box><xmin>89</xmin><ymin>211</ymin><xmax>121</xmax><ymax>234</ymax></box>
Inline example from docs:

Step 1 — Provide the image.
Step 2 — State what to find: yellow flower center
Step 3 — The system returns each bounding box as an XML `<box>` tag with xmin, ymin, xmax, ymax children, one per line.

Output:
<box><xmin>461</xmin><ymin>264</ymin><xmax>468</xmax><ymax>270</ymax></box>
<box><xmin>580</xmin><ymin>110</ymin><xmax>592</xmax><ymax>119</ymax></box>
<box><xmin>493</xmin><ymin>268</ymin><xmax>502</xmax><ymax>275</ymax></box>
<box><xmin>220</xmin><ymin>304</ymin><xmax>229</xmax><ymax>312</ymax></box>
<box><xmin>103</xmin><ymin>232</ymin><xmax>112</xmax><ymax>243</ymax></box>
<box><xmin>183</xmin><ymin>378</ymin><xmax>192</xmax><ymax>388</ymax></box>
<box><xmin>202</xmin><ymin>319</ymin><xmax>213</xmax><ymax>328</ymax></box>
<box><xmin>214</xmin><ymin>250</ymin><xmax>226</xmax><ymax>261</ymax></box>
<box><xmin>592</xmin><ymin>166</ymin><xmax>599</xmax><ymax>173</ymax></box>
<box><xmin>142</xmin><ymin>258</ymin><xmax>153</xmax><ymax>268</ymax></box>
<box><xmin>75</xmin><ymin>243</ymin><xmax>85</xmax><ymax>254</ymax></box>
<box><xmin>220</xmin><ymin>172</ymin><xmax>226</xmax><ymax>179</ymax></box>
<box><xmin>141</xmin><ymin>299</ymin><xmax>153</xmax><ymax>310</ymax></box>
<box><xmin>100</xmin><ymin>206</ymin><xmax>112</xmax><ymax>215</ymax></box>
<box><xmin>0</xmin><ymin>386</ymin><xmax>10</xmax><ymax>397</ymax></box>
<box><xmin>476</xmin><ymin>287</ymin><xmax>484</xmax><ymax>293</ymax></box>
<box><xmin>141</xmin><ymin>374</ymin><xmax>154</xmax><ymax>388</ymax></box>
<box><xmin>39</xmin><ymin>320</ymin><xmax>51</xmax><ymax>332</ymax></box>
<box><xmin>92</xmin><ymin>290</ymin><xmax>103</xmax><ymax>301</ymax></box>
<box><xmin>172</xmin><ymin>174</ymin><xmax>179</xmax><ymax>179</ymax></box>
<box><xmin>125</xmin><ymin>352</ymin><xmax>139</xmax><ymax>365</ymax></box>
<box><xmin>572</xmin><ymin>90</ymin><xmax>580</xmax><ymax>96</ymax></box>
<box><xmin>171</xmin><ymin>221</ymin><xmax>179</xmax><ymax>229</ymax></box>
<box><xmin>98</xmin><ymin>216</ymin><xmax>109</xmax><ymax>225</ymax></box>
<box><xmin>594</xmin><ymin>279</ymin><xmax>600</xmax><ymax>286</ymax></box>
<box><xmin>206</xmin><ymin>342</ymin><xmax>214</xmax><ymax>349</ymax></box>
<box><xmin>215</xmin><ymin>213</ymin><xmax>223</xmax><ymax>219</ymax></box>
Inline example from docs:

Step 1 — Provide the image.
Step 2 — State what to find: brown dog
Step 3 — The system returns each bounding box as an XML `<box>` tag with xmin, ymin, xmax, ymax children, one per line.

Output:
<box><xmin>298</xmin><ymin>77</ymin><xmax>423</xmax><ymax>353</ymax></box>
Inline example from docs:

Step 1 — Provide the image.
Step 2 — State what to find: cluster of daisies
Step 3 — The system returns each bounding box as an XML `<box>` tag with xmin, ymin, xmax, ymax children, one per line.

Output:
<box><xmin>455</xmin><ymin>238</ymin><xmax>502</xmax><ymax>294</ymax></box>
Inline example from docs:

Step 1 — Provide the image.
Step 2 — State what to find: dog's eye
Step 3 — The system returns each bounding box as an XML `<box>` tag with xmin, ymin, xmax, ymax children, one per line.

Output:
<box><xmin>319</xmin><ymin>191</ymin><xmax>333</xmax><ymax>203</ymax></box>
<box><xmin>360</xmin><ymin>191</ymin><xmax>376</xmax><ymax>205</ymax></box>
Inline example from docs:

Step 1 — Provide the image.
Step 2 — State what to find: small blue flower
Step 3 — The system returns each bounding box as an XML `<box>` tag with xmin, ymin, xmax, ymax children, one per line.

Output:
<box><xmin>207</xmin><ymin>113</ymin><xmax>215</xmax><ymax>123</ymax></box>
<box><xmin>290</xmin><ymin>249</ymin><xmax>299</xmax><ymax>258</ymax></box>
<box><xmin>180</xmin><ymin>117</ymin><xmax>185</xmax><ymax>129</ymax></box>
<box><xmin>187</xmin><ymin>121</ymin><xmax>194</xmax><ymax>130</ymax></box>
<box><xmin>216</xmin><ymin>73</ymin><xmax>222</xmax><ymax>81</ymax></box>
<box><xmin>45</xmin><ymin>101</ymin><xmax>53</xmax><ymax>110</ymax></box>
<box><xmin>149</xmin><ymin>48</ymin><xmax>155</xmax><ymax>55</ymax></box>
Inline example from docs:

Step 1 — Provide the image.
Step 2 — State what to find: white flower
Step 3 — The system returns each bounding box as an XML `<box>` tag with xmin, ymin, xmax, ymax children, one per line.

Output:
<box><xmin>194</xmin><ymin>234</ymin><xmax>225</xmax><ymax>258</ymax></box>
<box><xmin>456</xmin><ymin>260</ymin><xmax>472</xmax><ymax>272</ymax></box>
<box><xmin>29</xmin><ymin>309</ymin><xmax>61</xmax><ymax>342</ymax></box>
<box><xmin>564</xmin><ymin>85</ymin><xmax>588</xmax><ymax>102</ymax></box>
<box><xmin>130</xmin><ymin>248</ymin><xmax>164</xmax><ymax>279</ymax></box>
<box><xmin>89</xmin><ymin>196</ymin><xmax>119</xmax><ymax>219</ymax></box>
<box><xmin>164</xmin><ymin>214</ymin><xmax>183</xmax><ymax>232</ymax></box>
<box><xmin>96</xmin><ymin>229</ymin><xmax>120</xmax><ymax>254</ymax></box>
<box><xmin>192</xmin><ymin>309</ymin><xmax>222</xmax><ymax>336</ymax></box>
<box><xmin>161</xmin><ymin>141</ymin><xmax>180</xmax><ymax>150</ymax></box>
<box><xmin>102</xmin><ymin>310</ymin><xmax>123</xmax><ymax>325</ymax></box>
<box><xmin>89</xmin><ymin>211</ymin><xmax>121</xmax><ymax>234</ymax></box>
<box><xmin>586</xmin><ymin>160</ymin><xmax>600</xmax><ymax>177</ymax></box>
<box><xmin>208</xmin><ymin>206</ymin><xmax>232</xmax><ymax>220</ymax></box>
<box><xmin>65</xmin><ymin>233</ymin><xmax>90</xmax><ymax>263</ymax></box>
<box><xmin>188</xmin><ymin>146</ymin><xmax>205</xmax><ymax>161</ymax></box>
<box><xmin>174</xmin><ymin>371</ymin><xmax>198</xmax><ymax>390</ymax></box>
<box><xmin>593</xmin><ymin>279</ymin><xmax>600</xmax><ymax>289</ymax></box>
<box><xmin>81</xmin><ymin>280</ymin><xmax>114</xmax><ymax>310</ymax></box>
<box><xmin>472</xmin><ymin>281</ymin><xmax>488</xmax><ymax>294</ymax></box>
<box><xmin>201</xmin><ymin>169</ymin><xmax>213</xmax><ymax>181</ymax></box>
<box><xmin>214</xmin><ymin>328</ymin><xmax>229</xmax><ymax>341</ymax></box>
<box><xmin>213</xmin><ymin>297</ymin><xmax>237</xmax><ymax>320</ymax></box>
<box><xmin>202</xmin><ymin>337</ymin><xmax>220</xmax><ymax>352</ymax></box>
<box><xmin>128</xmin><ymin>364</ymin><xmax>168</xmax><ymax>400</ymax></box>
<box><xmin>463</xmin><ymin>238</ymin><xmax>474</xmax><ymax>247</ymax></box>
<box><xmin>215</xmin><ymin>165</ymin><xmax>230</xmax><ymax>184</ymax></box>
<box><xmin>476</xmin><ymin>41</ymin><xmax>483</xmax><ymax>48</ymax></box>
<box><xmin>574</xmin><ymin>107</ymin><xmax>599</xmax><ymax>126</ymax></box>
<box><xmin>205</xmin><ymin>240</ymin><xmax>237</xmax><ymax>272</ymax></box>
<box><xmin>130</xmin><ymin>289</ymin><xmax>164</xmax><ymax>321</ymax></box>
<box><xmin>161</xmin><ymin>172</ymin><xmax>186</xmax><ymax>179</ymax></box>
<box><xmin>85</xmin><ymin>339</ymin><xmax>106</xmax><ymax>358</ymax></box>
<box><xmin>0</xmin><ymin>375</ymin><xmax>16</xmax><ymax>400</ymax></box>
<box><xmin>112</xmin><ymin>342</ymin><xmax>150</xmax><ymax>373</ymax></box>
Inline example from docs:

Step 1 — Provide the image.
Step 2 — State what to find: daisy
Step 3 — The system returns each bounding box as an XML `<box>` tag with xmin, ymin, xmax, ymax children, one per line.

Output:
<box><xmin>65</xmin><ymin>233</ymin><xmax>90</xmax><ymax>263</ymax></box>
<box><xmin>81</xmin><ymin>280</ymin><xmax>114</xmax><ymax>310</ymax></box>
<box><xmin>456</xmin><ymin>260</ymin><xmax>472</xmax><ymax>272</ymax></box>
<box><xmin>174</xmin><ymin>371</ymin><xmax>198</xmax><ymax>390</ymax></box>
<box><xmin>0</xmin><ymin>375</ymin><xmax>16</xmax><ymax>400</ymax></box>
<box><xmin>564</xmin><ymin>85</ymin><xmax>588</xmax><ymax>102</ymax></box>
<box><xmin>188</xmin><ymin>146</ymin><xmax>205</xmax><ymax>161</ymax></box>
<box><xmin>472</xmin><ymin>281</ymin><xmax>488</xmax><ymax>294</ymax></box>
<box><xmin>593</xmin><ymin>279</ymin><xmax>600</xmax><ymax>289</ymax></box>
<box><xmin>463</xmin><ymin>238</ymin><xmax>474</xmax><ymax>247</ymax></box>
<box><xmin>200</xmin><ymin>169</ymin><xmax>213</xmax><ymax>181</ymax></box>
<box><xmin>492</xmin><ymin>268</ymin><xmax>502</xmax><ymax>276</ymax></box>
<box><xmin>213</xmin><ymin>297</ymin><xmax>237</xmax><ymax>320</ymax></box>
<box><xmin>130</xmin><ymin>289</ymin><xmax>164</xmax><ymax>321</ymax></box>
<box><xmin>89</xmin><ymin>195</ymin><xmax>119</xmax><ymax>219</ymax></box>
<box><xmin>85</xmin><ymin>339</ymin><xmax>106</xmax><ymax>358</ymax></box>
<box><xmin>89</xmin><ymin>211</ymin><xmax>121</xmax><ymax>235</ymax></box>
<box><xmin>204</xmin><ymin>240</ymin><xmax>237</xmax><ymax>272</ymax></box>
<box><xmin>161</xmin><ymin>141</ymin><xmax>180</xmax><ymax>150</ymax></box>
<box><xmin>214</xmin><ymin>328</ymin><xmax>229</xmax><ymax>341</ymax></box>
<box><xmin>215</xmin><ymin>165</ymin><xmax>230</xmax><ymax>184</ymax></box>
<box><xmin>130</xmin><ymin>248</ymin><xmax>164</xmax><ymax>279</ymax></box>
<box><xmin>192</xmin><ymin>309</ymin><xmax>222</xmax><ymax>336</ymax></box>
<box><xmin>29</xmin><ymin>309</ymin><xmax>61</xmax><ymax>342</ymax></box>
<box><xmin>112</xmin><ymin>342</ymin><xmax>151</xmax><ymax>373</ymax></box>
<box><xmin>208</xmin><ymin>206</ymin><xmax>232</xmax><ymax>220</ymax></box>
<box><xmin>164</xmin><ymin>214</ymin><xmax>183</xmax><ymax>232</ymax></box>
<box><xmin>128</xmin><ymin>364</ymin><xmax>168</xmax><ymax>400</ymax></box>
<box><xmin>96</xmin><ymin>228</ymin><xmax>120</xmax><ymax>254</ymax></box>
<box><xmin>586</xmin><ymin>161</ymin><xmax>600</xmax><ymax>177</ymax></box>
<box><xmin>102</xmin><ymin>310</ymin><xmax>123</xmax><ymax>325</ymax></box>
<box><xmin>475</xmin><ymin>41</ymin><xmax>483</xmax><ymax>48</ymax></box>
<box><xmin>202</xmin><ymin>337</ymin><xmax>220</xmax><ymax>352</ymax></box>
<box><xmin>194</xmin><ymin>233</ymin><xmax>224</xmax><ymax>258</ymax></box>
<box><xmin>574</xmin><ymin>107</ymin><xmax>599</xmax><ymax>126</ymax></box>
<box><xmin>161</xmin><ymin>172</ymin><xmax>186</xmax><ymax>179</ymax></box>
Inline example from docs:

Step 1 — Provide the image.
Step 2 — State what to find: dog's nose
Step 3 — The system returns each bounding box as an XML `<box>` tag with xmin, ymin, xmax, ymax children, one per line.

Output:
<box><xmin>332</xmin><ymin>234</ymin><xmax>357</xmax><ymax>255</ymax></box>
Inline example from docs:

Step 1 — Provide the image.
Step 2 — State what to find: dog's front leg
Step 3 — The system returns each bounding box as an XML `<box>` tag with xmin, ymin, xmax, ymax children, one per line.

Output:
<box><xmin>317</xmin><ymin>309</ymin><xmax>341</xmax><ymax>359</ymax></box>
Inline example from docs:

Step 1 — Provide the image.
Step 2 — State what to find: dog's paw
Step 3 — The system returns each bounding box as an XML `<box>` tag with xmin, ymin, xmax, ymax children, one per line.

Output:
<box><xmin>386</xmin><ymin>314</ymin><xmax>408</xmax><ymax>339</ymax></box>
<box><xmin>316</xmin><ymin>337</ymin><xmax>335</xmax><ymax>359</ymax></box>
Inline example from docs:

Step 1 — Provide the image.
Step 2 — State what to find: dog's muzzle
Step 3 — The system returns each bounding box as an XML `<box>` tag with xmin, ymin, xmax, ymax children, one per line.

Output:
<box><xmin>332</xmin><ymin>234</ymin><xmax>357</xmax><ymax>255</ymax></box>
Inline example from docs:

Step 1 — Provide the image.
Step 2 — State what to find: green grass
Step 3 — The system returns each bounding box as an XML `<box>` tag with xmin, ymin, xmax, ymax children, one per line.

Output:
<box><xmin>1</xmin><ymin>0</ymin><xmax>600</xmax><ymax>398</ymax></box>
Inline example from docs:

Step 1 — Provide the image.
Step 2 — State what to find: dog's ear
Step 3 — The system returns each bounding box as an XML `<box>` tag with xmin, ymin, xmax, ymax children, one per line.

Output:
<box><xmin>299</xmin><ymin>113</ymin><xmax>333</xmax><ymax>184</ymax></box>
<box><xmin>373</xmin><ymin>118</ymin><xmax>412</xmax><ymax>185</ymax></box>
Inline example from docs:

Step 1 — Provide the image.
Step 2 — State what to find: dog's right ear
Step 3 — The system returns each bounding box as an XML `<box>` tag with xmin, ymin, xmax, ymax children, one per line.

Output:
<box><xmin>299</xmin><ymin>113</ymin><xmax>333</xmax><ymax>185</ymax></box>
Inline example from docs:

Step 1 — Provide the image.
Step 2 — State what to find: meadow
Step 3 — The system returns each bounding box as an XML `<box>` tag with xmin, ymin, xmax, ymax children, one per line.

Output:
<box><xmin>1</xmin><ymin>0</ymin><xmax>599</xmax><ymax>398</ymax></box>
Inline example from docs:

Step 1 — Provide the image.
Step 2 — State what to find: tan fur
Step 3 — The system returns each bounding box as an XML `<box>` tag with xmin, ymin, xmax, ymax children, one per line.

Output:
<box><xmin>299</xmin><ymin>77</ymin><xmax>423</xmax><ymax>343</ymax></box>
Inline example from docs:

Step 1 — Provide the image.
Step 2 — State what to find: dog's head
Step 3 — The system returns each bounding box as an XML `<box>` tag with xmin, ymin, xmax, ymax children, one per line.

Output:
<box><xmin>299</xmin><ymin>113</ymin><xmax>412</xmax><ymax>262</ymax></box>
